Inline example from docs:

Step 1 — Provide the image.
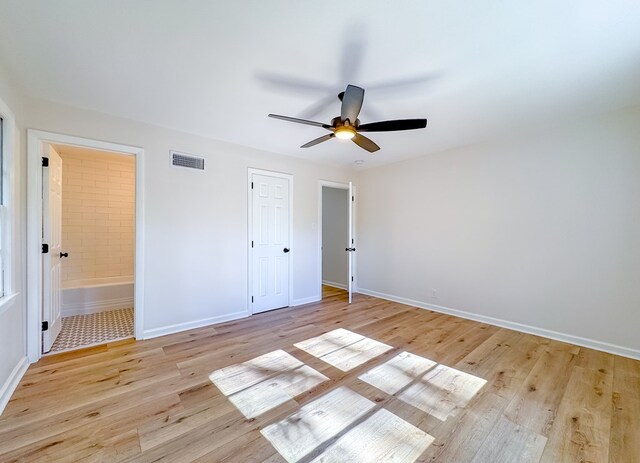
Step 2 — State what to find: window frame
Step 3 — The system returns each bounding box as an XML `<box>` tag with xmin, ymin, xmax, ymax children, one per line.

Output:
<box><xmin>0</xmin><ymin>95</ymin><xmax>16</xmax><ymax>306</ymax></box>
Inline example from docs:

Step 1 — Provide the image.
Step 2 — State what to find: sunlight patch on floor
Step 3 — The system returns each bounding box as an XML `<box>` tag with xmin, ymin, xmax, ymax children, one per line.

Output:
<box><xmin>310</xmin><ymin>408</ymin><xmax>434</xmax><ymax>462</ymax></box>
<box><xmin>398</xmin><ymin>364</ymin><xmax>487</xmax><ymax>421</ymax></box>
<box><xmin>359</xmin><ymin>351</ymin><xmax>487</xmax><ymax>421</ymax></box>
<box><xmin>261</xmin><ymin>387</ymin><xmax>375</xmax><ymax>462</ymax></box>
<box><xmin>358</xmin><ymin>351</ymin><xmax>438</xmax><ymax>394</ymax></box>
<box><xmin>261</xmin><ymin>386</ymin><xmax>433</xmax><ymax>463</ymax></box>
<box><xmin>212</xmin><ymin>334</ymin><xmax>485</xmax><ymax>461</ymax></box>
<box><xmin>294</xmin><ymin>328</ymin><xmax>392</xmax><ymax>371</ymax></box>
<box><xmin>209</xmin><ymin>349</ymin><xmax>328</xmax><ymax>418</ymax></box>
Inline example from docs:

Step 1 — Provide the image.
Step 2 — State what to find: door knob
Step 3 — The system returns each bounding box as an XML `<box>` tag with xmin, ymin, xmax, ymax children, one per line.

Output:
<box><xmin>60</xmin><ymin>252</ymin><xmax>69</xmax><ymax>258</ymax></box>
<box><xmin>283</xmin><ymin>248</ymin><xmax>290</xmax><ymax>253</ymax></box>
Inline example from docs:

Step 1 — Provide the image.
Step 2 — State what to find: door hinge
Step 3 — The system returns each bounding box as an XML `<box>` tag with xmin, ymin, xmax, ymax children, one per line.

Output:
<box><xmin>352</xmin><ymin>238</ymin><xmax>354</xmax><ymax>244</ymax></box>
<box><xmin>42</xmin><ymin>243</ymin><xmax>49</xmax><ymax>254</ymax></box>
<box><xmin>251</xmin><ymin>241</ymin><xmax>254</xmax><ymax>248</ymax></box>
<box><xmin>42</xmin><ymin>157</ymin><xmax>49</xmax><ymax>167</ymax></box>
<box><xmin>352</xmin><ymin>195</ymin><xmax>354</xmax><ymax>202</ymax></box>
<box><xmin>251</xmin><ymin>182</ymin><xmax>254</xmax><ymax>189</ymax></box>
<box><xmin>352</xmin><ymin>276</ymin><xmax>354</xmax><ymax>282</ymax></box>
<box><xmin>251</xmin><ymin>296</ymin><xmax>254</xmax><ymax>303</ymax></box>
<box><xmin>42</xmin><ymin>321</ymin><xmax>49</xmax><ymax>331</ymax></box>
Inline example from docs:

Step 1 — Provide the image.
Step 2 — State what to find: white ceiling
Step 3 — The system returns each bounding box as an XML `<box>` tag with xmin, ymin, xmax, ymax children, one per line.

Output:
<box><xmin>1</xmin><ymin>1</ymin><xmax>639</xmax><ymax>168</ymax></box>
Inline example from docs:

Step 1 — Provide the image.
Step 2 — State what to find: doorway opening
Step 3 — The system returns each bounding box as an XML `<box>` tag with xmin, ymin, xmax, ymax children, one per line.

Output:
<box><xmin>27</xmin><ymin>130</ymin><xmax>144</xmax><ymax>362</ymax></box>
<box><xmin>42</xmin><ymin>144</ymin><xmax>136</xmax><ymax>353</ymax></box>
<box><xmin>248</xmin><ymin>168</ymin><xmax>293</xmax><ymax>315</ymax></box>
<box><xmin>318</xmin><ymin>181</ymin><xmax>355</xmax><ymax>303</ymax></box>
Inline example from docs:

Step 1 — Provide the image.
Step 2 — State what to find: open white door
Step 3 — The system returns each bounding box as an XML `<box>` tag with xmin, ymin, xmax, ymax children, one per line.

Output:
<box><xmin>42</xmin><ymin>145</ymin><xmax>63</xmax><ymax>352</ymax></box>
<box><xmin>251</xmin><ymin>173</ymin><xmax>291</xmax><ymax>313</ymax></box>
<box><xmin>347</xmin><ymin>181</ymin><xmax>354</xmax><ymax>303</ymax></box>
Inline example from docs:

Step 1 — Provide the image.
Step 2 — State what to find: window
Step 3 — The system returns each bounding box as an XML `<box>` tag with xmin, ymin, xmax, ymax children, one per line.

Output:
<box><xmin>0</xmin><ymin>102</ymin><xmax>13</xmax><ymax>302</ymax></box>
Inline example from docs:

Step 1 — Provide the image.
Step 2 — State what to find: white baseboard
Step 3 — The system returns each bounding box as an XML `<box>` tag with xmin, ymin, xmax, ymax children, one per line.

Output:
<box><xmin>143</xmin><ymin>310</ymin><xmax>250</xmax><ymax>339</ymax></box>
<box><xmin>356</xmin><ymin>287</ymin><xmax>640</xmax><ymax>360</ymax></box>
<box><xmin>292</xmin><ymin>295</ymin><xmax>321</xmax><ymax>307</ymax></box>
<box><xmin>0</xmin><ymin>356</ymin><xmax>29</xmax><ymax>416</ymax></box>
<box><xmin>61</xmin><ymin>296</ymin><xmax>134</xmax><ymax>317</ymax></box>
<box><xmin>322</xmin><ymin>280</ymin><xmax>348</xmax><ymax>290</ymax></box>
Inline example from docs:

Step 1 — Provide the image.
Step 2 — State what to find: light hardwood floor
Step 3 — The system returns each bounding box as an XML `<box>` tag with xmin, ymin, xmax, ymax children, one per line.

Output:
<box><xmin>0</xmin><ymin>286</ymin><xmax>638</xmax><ymax>462</ymax></box>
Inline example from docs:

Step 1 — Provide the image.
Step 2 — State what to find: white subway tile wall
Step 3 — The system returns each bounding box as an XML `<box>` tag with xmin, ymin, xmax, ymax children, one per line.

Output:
<box><xmin>60</xmin><ymin>150</ymin><xmax>135</xmax><ymax>282</ymax></box>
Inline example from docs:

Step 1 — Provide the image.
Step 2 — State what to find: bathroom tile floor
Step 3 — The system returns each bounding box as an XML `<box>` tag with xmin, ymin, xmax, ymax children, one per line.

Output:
<box><xmin>50</xmin><ymin>307</ymin><xmax>134</xmax><ymax>352</ymax></box>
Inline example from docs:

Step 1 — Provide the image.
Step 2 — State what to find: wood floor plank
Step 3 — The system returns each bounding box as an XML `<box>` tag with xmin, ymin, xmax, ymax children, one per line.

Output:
<box><xmin>470</xmin><ymin>416</ymin><xmax>546</xmax><ymax>463</ymax></box>
<box><xmin>0</xmin><ymin>392</ymin><xmax>183</xmax><ymax>455</ymax></box>
<box><xmin>503</xmin><ymin>341</ymin><xmax>579</xmax><ymax>436</ymax></box>
<box><xmin>458</xmin><ymin>330</ymin><xmax>547</xmax><ymax>403</ymax></box>
<box><xmin>0</xmin><ymin>286</ymin><xmax>637</xmax><ymax>462</ymax></box>
<box><xmin>609</xmin><ymin>362</ymin><xmax>640</xmax><ymax>462</ymax></box>
<box><xmin>417</xmin><ymin>391</ymin><xmax>508</xmax><ymax>462</ymax></box>
<box><xmin>137</xmin><ymin>393</ymin><xmax>238</xmax><ymax>452</ymax></box>
<box><xmin>193</xmin><ymin>429</ymin><xmax>279</xmax><ymax>462</ymax></box>
<box><xmin>540</xmin><ymin>365</ymin><xmax>612</xmax><ymax>462</ymax></box>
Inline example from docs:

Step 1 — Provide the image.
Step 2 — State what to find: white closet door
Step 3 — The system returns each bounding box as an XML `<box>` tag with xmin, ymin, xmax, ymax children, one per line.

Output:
<box><xmin>251</xmin><ymin>173</ymin><xmax>290</xmax><ymax>313</ymax></box>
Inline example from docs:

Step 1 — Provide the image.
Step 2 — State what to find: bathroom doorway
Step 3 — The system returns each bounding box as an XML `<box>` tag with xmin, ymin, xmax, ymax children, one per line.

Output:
<box><xmin>42</xmin><ymin>143</ymin><xmax>136</xmax><ymax>353</ymax></box>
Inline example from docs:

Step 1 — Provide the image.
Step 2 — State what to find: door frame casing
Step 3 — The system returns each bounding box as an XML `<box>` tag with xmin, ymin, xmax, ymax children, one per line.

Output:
<box><xmin>317</xmin><ymin>180</ymin><xmax>356</xmax><ymax>299</ymax></box>
<box><xmin>27</xmin><ymin>130</ymin><xmax>145</xmax><ymax>362</ymax></box>
<box><xmin>247</xmin><ymin>168</ymin><xmax>294</xmax><ymax>315</ymax></box>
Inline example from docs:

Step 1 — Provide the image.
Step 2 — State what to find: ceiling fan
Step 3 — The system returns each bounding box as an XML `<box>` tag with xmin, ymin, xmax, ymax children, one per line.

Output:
<box><xmin>268</xmin><ymin>84</ymin><xmax>427</xmax><ymax>153</ymax></box>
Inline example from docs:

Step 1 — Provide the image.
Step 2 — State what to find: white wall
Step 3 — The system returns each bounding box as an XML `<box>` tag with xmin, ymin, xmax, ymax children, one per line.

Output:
<box><xmin>356</xmin><ymin>105</ymin><xmax>640</xmax><ymax>357</ymax></box>
<box><xmin>322</xmin><ymin>186</ymin><xmax>348</xmax><ymax>288</ymax></box>
<box><xmin>0</xmin><ymin>62</ymin><xmax>28</xmax><ymax>414</ymax></box>
<box><xmin>24</xmin><ymin>97</ymin><xmax>351</xmax><ymax>336</ymax></box>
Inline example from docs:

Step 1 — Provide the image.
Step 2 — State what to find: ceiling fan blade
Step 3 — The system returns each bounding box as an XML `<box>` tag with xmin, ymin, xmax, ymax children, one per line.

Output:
<box><xmin>301</xmin><ymin>133</ymin><xmax>334</xmax><ymax>148</ymax></box>
<box><xmin>352</xmin><ymin>133</ymin><xmax>380</xmax><ymax>153</ymax></box>
<box><xmin>358</xmin><ymin>119</ymin><xmax>427</xmax><ymax>132</ymax></box>
<box><xmin>340</xmin><ymin>85</ymin><xmax>365</xmax><ymax>123</ymax></box>
<box><xmin>366</xmin><ymin>73</ymin><xmax>441</xmax><ymax>94</ymax></box>
<box><xmin>339</xmin><ymin>32</ymin><xmax>366</xmax><ymax>84</ymax></box>
<box><xmin>298</xmin><ymin>93</ymin><xmax>341</xmax><ymax>120</ymax></box>
<box><xmin>258</xmin><ymin>73</ymin><xmax>334</xmax><ymax>94</ymax></box>
<box><xmin>268</xmin><ymin>114</ymin><xmax>332</xmax><ymax>130</ymax></box>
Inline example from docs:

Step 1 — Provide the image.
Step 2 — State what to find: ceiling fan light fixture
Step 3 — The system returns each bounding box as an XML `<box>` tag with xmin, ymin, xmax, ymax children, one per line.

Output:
<box><xmin>334</xmin><ymin>126</ymin><xmax>356</xmax><ymax>140</ymax></box>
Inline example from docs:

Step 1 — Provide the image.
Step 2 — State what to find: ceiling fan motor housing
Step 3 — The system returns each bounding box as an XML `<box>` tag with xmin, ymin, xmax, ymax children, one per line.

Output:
<box><xmin>331</xmin><ymin>116</ymin><xmax>360</xmax><ymax>128</ymax></box>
